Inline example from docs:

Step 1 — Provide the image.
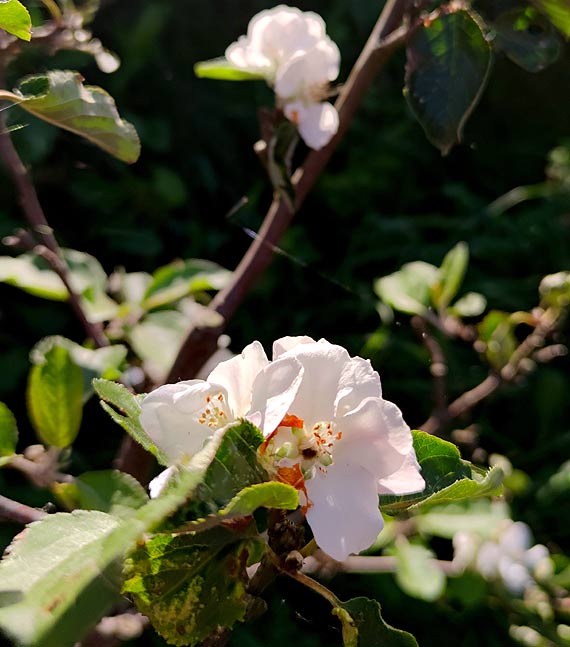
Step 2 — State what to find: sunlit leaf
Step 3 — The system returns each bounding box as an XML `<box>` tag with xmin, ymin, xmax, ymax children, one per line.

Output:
<box><xmin>532</xmin><ymin>0</ymin><xmax>570</xmax><ymax>38</ymax></box>
<box><xmin>8</xmin><ymin>70</ymin><xmax>140</xmax><ymax>163</ymax></box>
<box><xmin>0</xmin><ymin>402</ymin><xmax>18</xmax><ymax>459</ymax></box>
<box><xmin>0</xmin><ymin>0</ymin><xmax>31</xmax><ymax>41</ymax></box>
<box><xmin>405</xmin><ymin>10</ymin><xmax>492</xmax><ymax>154</ymax></box>
<box><xmin>477</xmin><ymin>310</ymin><xmax>517</xmax><ymax>369</ymax></box>
<box><xmin>27</xmin><ymin>345</ymin><xmax>83</xmax><ymax>448</ymax></box>
<box><xmin>449</xmin><ymin>292</ymin><xmax>486</xmax><ymax>317</ymax></box>
<box><xmin>434</xmin><ymin>241</ymin><xmax>469</xmax><ymax>310</ymax></box>
<box><xmin>194</xmin><ymin>57</ymin><xmax>266</xmax><ymax>81</ymax></box>
<box><xmin>416</xmin><ymin>500</ymin><xmax>509</xmax><ymax>539</ymax></box>
<box><xmin>333</xmin><ymin>597</ymin><xmax>418</xmax><ymax>647</ymax></box>
<box><xmin>374</xmin><ymin>261</ymin><xmax>440</xmax><ymax>316</ymax></box>
<box><xmin>390</xmin><ymin>537</ymin><xmax>446</xmax><ymax>601</ymax></box>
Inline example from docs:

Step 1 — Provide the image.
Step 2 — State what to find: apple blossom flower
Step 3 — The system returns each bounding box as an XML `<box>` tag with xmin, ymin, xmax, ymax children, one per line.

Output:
<box><xmin>225</xmin><ymin>5</ymin><xmax>340</xmax><ymax>150</ymax></box>
<box><xmin>258</xmin><ymin>336</ymin><xmax>425</xmax><ymax>561</ymax></box>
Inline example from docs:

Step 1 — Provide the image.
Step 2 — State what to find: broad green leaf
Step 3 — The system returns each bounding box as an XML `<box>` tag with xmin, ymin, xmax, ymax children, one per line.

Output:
<box><xmin>492</xmin><ymin>8</ymin><xmax>562</xmax><ymax>72</ymax></box>
<box><xmin>532</xmin><ymin>0</ymin><xmax>570</xmax><ymax>38</ymax></box>
<box><xmin>221</xmin><ymin>481</ymin><xmax>298</xmax><ymax>517</ymax></box>
<box><xmin>31</xmin><ymin>336</ymin><xmax>126</xmax><ymax>401</ymax></box>
<box><xmin>381</xmin><ymin>431</ymin><xmax>503</xmax><ymax>513</ymax></box>
<box><xmin>0</xmin><ymin>402</ymin><xmax>18</xmax><ymax>458</ymax></box>
<box><xmin>333</xmin><ymin>597</ymin><xmax>418</xmax><ymax>647</ymax></box>
<box><xmin>142</xmin><ymin>259</ymin><xmax>232</xmax><ymax>310</ymax></box>
<box><xmin>10</xmin><ymin>70</ymin><xmax>140</xmax><ymax>163</ymax></box>
<box><xmin>0</xmin><ymin>254</ymin><xmax>68</xmax><ymax>300</ymax></box>
<box><xmin>449</xmin><ymin>291</ymin><xmax>486</xmax><ymax>317</ymax></box>
<box><xmin>374</xmin><ymin>261</ymin><xmax>440</xmax><ymax>316</ymax></box>
<box><xmin>194</xmin><ymin>57</ymin><xmax>266</xmax><ymax>81</ymax></box>
<box><xmin>93</xmin><ymin>378</ymin><xmax>170</xmax><ymax>466</ymax></box>
<box><xmin>27</xmin><ymin>345</ymin><xmax>83</xmax><ymax>448</ymax></box>
<box><xmin>433</xmin><ymin>241</ymin><xmax>469</xmax><ymax>310</ymax></box>
<box><xmin>390</xmin><ymin>537</ymin><xmax>446</xmax><ymax>601</ymax></box>
<box><xmin>416</xmin><ymin>500</ymin><xmax>509</xmax><ymax>539</ymax></box>
<box><xmin>0</xmin><ymin>0</ymin><xmax>31</xmax><ymax>41</ymax></box>
<box><xmin>477</xmin><ymin>310</ymin><xmax>517</xmax><ymax>369</ymax></box>
<box><xmin>0</xmin><ymin>441</ymin><xmax>228</xmax><ymax>647</ymax></box>
<box><xmin>123</xmin><ymin>525</ymin><xmax>260</xmax><ymax>646</ymax></box>
<box><xmin>53</xmin><ymin>470</ymin><xmax>149</xmax><ymax>517</ymax></box>
<box><xmin>405</xmin><ymin>10</ymin><xmax>492</xmax><ymax>154</ymax></box>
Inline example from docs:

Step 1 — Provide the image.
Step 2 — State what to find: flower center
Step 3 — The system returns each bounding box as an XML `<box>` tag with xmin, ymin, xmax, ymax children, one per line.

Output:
<box><xmin>197</xmin><ymin>392</ymin><xmax>230</xmax><ymax>429</ymax></box>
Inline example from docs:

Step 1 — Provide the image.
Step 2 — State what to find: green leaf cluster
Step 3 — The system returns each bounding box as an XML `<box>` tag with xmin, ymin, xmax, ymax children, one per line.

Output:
<box><xmin>0</xmin><ymin>0</ymin><xmax>31</xmax><ymax>41</ymax></box>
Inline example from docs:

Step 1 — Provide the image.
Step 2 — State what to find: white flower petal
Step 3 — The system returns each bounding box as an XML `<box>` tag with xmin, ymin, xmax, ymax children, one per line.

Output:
<box><xmin>273</xmin><ymin>335</ymin><xmax>316</xmax><ymax>358</ymax></box>
<box><xmin>335</xmin><ymin>397</ymin><xmax>414</xmax><ymax>479</ymax></box>
<box><xmin>207</xmin><ymin>341</ymin><xmax>268</xmax><ymax>417</ymax></box>
<box><xmin>476</xmin><ymin>541</ymin><xmax>501</xmax><ymax>578</ymax></box>
<box><xmin>524</xmin><ymin>544</ymin><xmax>549</xmax><ymax>569</ymax></box>
<box><xmin>498</xmin><ymin>557</ymin><xmax>532</xmax><ymax>595</ymax></box>
<box><xmin>285</xmin><ymin>101</ymin><xmax>339</xmax><ymax>151</ymax></box>
<box><xmin>275</xmin><ymin>41</ymin><xmax>340</xmax><ymax>99</ymax></box>
<box><xmin>305</xmin><ymin>464</ymin><xmax>384</xmax><ymax>561</ymax></box>
<box><xmin>140</xmin><ymin>380</ymin><xmax>230</xmax><ymax>462</ymax></box>
<box><xmin>334</xmin><ymin>356</ymin><xmax>382</xmax><ymax>417</ymax></box>
<box><xmin>249</xmin><ymin>356</ymin><xmax>304</xmax><ymax>436</ymax></box>
<box><xmin>377</xmin><ymin>450</ymin><xmax>425</xmax><ymax>495</ymax></box>
<box><xmin>149</xmin><ymin>466</ymin><xmax>177</xmax><ymax>499</ymax></box>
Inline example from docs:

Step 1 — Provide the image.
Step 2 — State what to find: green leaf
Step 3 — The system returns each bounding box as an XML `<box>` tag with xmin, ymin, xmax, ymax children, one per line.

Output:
<box><xmin>30</xmin><ymin>336</ymin><xmax>126</xmax><ymax>401</ymax></box>
<box><xmin>0</xmin><ymin>402</ymin><xmax>18</xmax><ymax>458</ymax></box>
<box><xmin>53</xmin><ymin>470</ymin><xmax>149</xmax><ymax>517</ymax></box>
<box><xmin>27</xmin><ymin>345</ymin><xmax>83</xmax><ymax>448</ymax></box>
<box><xmin>333</xmin><ymin>597</ymin><xmax>418</xmax><ymax>647</ymax></box>
<box><xmin>0</xmin><ymin>0</ymin><xmax>31</xmax><ymax>41</ymax></box>
<box><xmin>532</xmin><ymin>0</ymin><xmax>570</xmax><ymax>38</ymax></box>
<box><xmin>374</xmin><ymin>261</ymin><xmax>440</xmax><ymax>316</ymax></box>
<box><xmin>220</xmin><ymin>481</ymin><xmax>298</xmax><ymax>517</ymax></box>
<box><xmin>433</xmin><ymin>241</ymin><xmax>469</xmax><ymax>310</ymax></box>
<box><xmin>123</xmin><ymin>525</ymin><xmax>260</xmax><ymax>646</ymax></box>
<box><xmin>0</xmin><ymin>253</ymin><xmax>69</xmax><ymax>300</ymax></box>
<box><xmin>93</xmin><ymin>378</ymin><xmax>170</xmax><ymax>466</ymax></box>
<box><xmin>381</xmin><ymin>431</ymin><xmax>503</xmax><ymax>513</ymax></box>
<box><xmin>449</xmin><ymin>291</ymin><xmax>486</xmax><ymax>317</ymax></box>
<box><xmin>405</xmin><ymin>10</ymin><xmax>492</xmax><ymax>155</ymax></box>
<box><xmin>194</xmin><ymin>57</ymin><xmax>266</xmax><ymax>81</ymax></box>
<box><xmin>477</xmin><ymin>310</ymin><xmax>517</xmax><ymax>369</ymax></box>
<box><xmin>390</xmin><ymin>537</ymin><xmax>446</xmax><ymax>601</ymax></box>
<box><xmin>142</xmin><ymin>259</ymin><xmax>232</xmax><ymax>310</ymax></box>
<box><xmin>11</xmin><ymin>70</ymin><xmax>140</xmax><ymax>163</ymax></box>
<box><xmin>0</xmin><ymin>432</ymin><xmax>243</xmax><ymax>647</ymax></box>
<box><xmin>492</xmin><ymin>8</ymin><xmax>563</xmax><ymax>72</ymax></box>
<box><xmin>415</xmin><ymin>500</ymin><xmax>509</xmax><ymax>539</ymax></box>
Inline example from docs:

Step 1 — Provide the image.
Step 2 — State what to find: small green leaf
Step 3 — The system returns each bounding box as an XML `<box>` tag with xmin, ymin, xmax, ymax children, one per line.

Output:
<box><xmin>0</xmin><ymin>254</ymin><xmax>68</xmax><ymax>300</ymax></box>
<box><xmin>405</xmin><ymin>10</ymin><xmax>492</xmax><ymax>154</ymax></box>
<box><xmin>390</xmin><ymin>537</ymin><xmax>446</xmax><ymax>601</ymax></box>
<box><xmin>449</xmin><ymin>292</ymin><xmax>486</xmax><ymax>317</ymax></box>
<box><xmin>221</xmin><ymin>481</ymin><xmax>298</xmax><ymax>516</ymax></box>
<box><xmin>12</xmin><ymin>70</ymin><xmax>140</xmax><ymax>163</ymax></box>
<box><xmin>27</xmin><ymin>345</ymin><xmax>83</xmax><ymax>448</ymax></box>
<box><xmin>381</xmin><ymin>431</ymin><xmax>503</xmax><ymax>513</ymax></box>
<box><xmin>532</xmin><ymin>0</ymin><xmax>570</xmax><ymax>38</ymax></box>
<box><xmin>93</xmin><ymin>378</ymin><xmax>169</xmax><ymax>466</ymax></box>
<box><xmin>124</xmin><ymin>525</ymin><xmax>260</xmax><ymax>646</ymax></box>
<box><xmin>434</xmin><ymin>241</ymin><xmax>469</xmax><ymax>310</ymax></box>
<box><xmin>142</xmin><ymin>259</ymin><xmax>232</xmax><ymax>310</ymax></box>
<box><xmin>0</xmin><ymin>0</ymin><xmax>31</xmax><ymax>41</ymax></box>
<box><xmin>53</xmin><ymin>470</ymin><xmax>149</xmax><ymax>517</ymax></box>
<box><xmin>492</xmin><ymin>8</ymin><xmax>563</xmax><ymax>72</ymax></box>
<box><xmin>194</xmin><ymin>57</ymin><xmax>266</xmax><ymax>81</ymax></box>
<box><xmin>0</xmin><ymin>402</ymin><xmax>18</xmax><ymax>458</ymax></box>
<box><xmin>374</xmin><ymin>261</ymin><xmax>440</xmax><ymax>316</ymax></box>
<box><xmin>30</xmin><ymin>336</ymin><xmax>126</xmax><ymax>401</ymax></box>
<box><xmin>477</xmin><ymin>310</ymin><xmax>517</xmax><ymax>369</ymax></box>
<box><xmin>416</xmin><ymin>500</ymin><xmax>509</xmax><ymax>539</ymax></box>
<box><xmin>333</xmin><ymin>597</ymin><xmax>418</xmax><ymax>647</ymax></box>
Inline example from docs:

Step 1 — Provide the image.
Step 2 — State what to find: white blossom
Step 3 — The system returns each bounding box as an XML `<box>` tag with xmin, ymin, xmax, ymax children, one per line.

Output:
<box><xmin>225</xmin><ymin>5</ymin><xmax>340</xmax><ymax>150</ymax></box>
<box><xmin>259</xmin><ymin>336</ymin><xmax>425</xmax><ymax>561</ymax></box>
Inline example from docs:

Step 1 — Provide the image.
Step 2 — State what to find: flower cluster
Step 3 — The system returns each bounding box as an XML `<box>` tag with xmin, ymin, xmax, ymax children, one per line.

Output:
<box><xmin>225</xmin><ymin>5</ymin><xmax>340</xmax><ymax>150</ymax></box>
<box><xmin>140</xmin><ymin>336</ymin><xmax>425</xmax><ymax>561</ymax></box>
<box><xmin>453</xmin><ymin>520</ymin><xmax>552</xmax><ymax>595</ymax></box>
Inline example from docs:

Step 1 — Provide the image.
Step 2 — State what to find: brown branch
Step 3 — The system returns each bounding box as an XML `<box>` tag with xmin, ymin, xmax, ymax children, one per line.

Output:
<box><xmin>0</xmin><ymin>88</ymin><xmax>108</xmax><ymax>347</ymax></box>
<box><xmin>0</xmin><ymin>494</ymin><xmax>47</xmax><ymax>525</ymax></box>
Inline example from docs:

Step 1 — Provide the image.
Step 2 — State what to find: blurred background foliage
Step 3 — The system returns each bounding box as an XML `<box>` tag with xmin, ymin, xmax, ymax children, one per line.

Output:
<box><xmin>1</xmin><ymin>0</ymin><xmax>570</xmax><ymax>645</ymax></box>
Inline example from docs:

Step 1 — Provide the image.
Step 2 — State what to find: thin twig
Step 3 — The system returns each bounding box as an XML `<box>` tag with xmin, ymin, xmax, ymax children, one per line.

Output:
<box><xmin>0</xmin><ymin>66</ymin><xmax>108</xmax><ymax>347</ymax></box>
<box><xmin>411</xmin><ymin>316</ymin><xmax>448</xmax><ymax>420</ymax></box>
<box><xmin>0</xmin><ymin>494</ymin><xmax>47</xmax><ymax>524</ymax></box>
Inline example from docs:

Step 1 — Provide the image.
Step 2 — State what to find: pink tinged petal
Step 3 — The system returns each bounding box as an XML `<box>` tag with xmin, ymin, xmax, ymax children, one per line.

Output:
<box><xmin>249</xmin><ymin>357</ymin><xmax>304</xmax><ymax>436</ymax></box>
<box><xmin>140</xmin><ymin>380</ymin><xmax>229</xmax><ymax>463</ymax></box>
<box><xmin>296</xmin><ymin>102</ymin><xmax>339</xmax><ymax>151</ymax></box>
<box><xmin>377</xmin><ymin>450</ymin><xmax>425</xmax><ymax>495</ymax></box>
<box><xmin>273</xmin><ymin>335</ymin><xmax>316</xmax><ymax>359</ymax></box>
<box><xmin>279</xmin><ymin>340</ymin><xmax>350</xmax><ymax>425</ymax></box>
<box><xmin>334</xmin><ymin>356</ymin><xmax>382</xmax><ymax>417</ymax></box>
<box><xmin>275</xmin><ymin>43</ymin><xmax>338</xmax><ymax>100</ymax></box>
<box><xmin>207</xmin><ymin>341</ymin><xmax>268</xmax><ymax>417</ymax></box>
<box><xmin>305</xmin><ymin>464</ymin><xmax>384</xmax><ymax>561</ymax></box>
<box><xmin>149</xmin><ymin>466</ymin><xmax>177</xmax><ymax>499</ymax></box>
<box><xmin>335</xmin><ymin>397</ymin><xmax>414</xmax><ymax>480</ymax></box>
